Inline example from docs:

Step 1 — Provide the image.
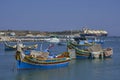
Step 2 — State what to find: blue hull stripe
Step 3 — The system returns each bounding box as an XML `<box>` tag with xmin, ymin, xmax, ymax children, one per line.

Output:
<box><xmin>17</xmin><ymin>60</ymin><xmax>69</xmax><ymax>69</ymax></box>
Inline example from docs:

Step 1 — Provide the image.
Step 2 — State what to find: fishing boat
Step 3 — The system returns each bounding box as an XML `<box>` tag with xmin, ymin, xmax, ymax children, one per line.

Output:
<box><xmin>4</xmin><ymin>41</ymin><xmax>38</xmax><ymax>51</ymax></box>
<box><xmin>67</xmin><ymin>41</ymin><xmax>113</xmax><ymax>59</ymax></box>
<box><xmin>15</xmin><ymin>43</ymin><xmax>70</xmax><ymax>69</ymax></box>
<box><xmin>44</xmin><ymin>36</ymin><xmax>61</xmax><ymax>44</ymax></box>
<box><xmin>103</xmin><ymin>48</ymin><xmax>113</xmax><ymax>58</ymax></box>
<box><xmin>67</xmin><ymin>41</ymin><xmax>91</xmax><ymax>59</ymax></box>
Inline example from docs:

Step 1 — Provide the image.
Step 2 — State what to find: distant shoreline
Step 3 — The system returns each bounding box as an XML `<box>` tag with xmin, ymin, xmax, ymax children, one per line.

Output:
<box><xmin>0</xmin><ymin>30</ymin><xmax>119</xmax><ymax>37</ymax></box>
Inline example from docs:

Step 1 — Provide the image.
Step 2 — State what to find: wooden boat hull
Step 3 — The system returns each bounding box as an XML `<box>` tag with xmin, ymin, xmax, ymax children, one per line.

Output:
<box><xmin>5</xmin><ymin>47</ymin><xmax>16</xmax><ymax>50</ymax></box>
<box><xmin>76</xmin><ymin>52</ymin><xmax>90</xmax><ymax>59</ymax></box>
<box><xmin>103</xmin><ymin>48</ymin><xmax>113</xmax><ymax>58</ymax></box>
<box><xmin>67</xmin><ymin>41</ymin><xmax>91</xmax><ymax>59</ymax></box>
<box><xmin>76</xmin><ymin>55</ymin><xmax>89</xmax><ymax>59</ymax></box>
<box><xmin>4</xmin><ymin>42</ymin><xmax>38</xmax><ymax>51</ymax></box>
<box><xmin>16</xmin><ymin>60</ymin><xmax>69</xmax><ymax>69</ymax></box>
<box><xmin>5</xmin><ymin>46</ymin><xmax>37</xmax><ymax>51</ymax></box>
<box><xmin>15</xmin><ymin>49</ymin><xmax>70</xmax><ymax>69</ymax></box>
<box><xmin>67</xmin><ymin>41</ymin><xmax>113</xmax><ymax>59</ymax></box>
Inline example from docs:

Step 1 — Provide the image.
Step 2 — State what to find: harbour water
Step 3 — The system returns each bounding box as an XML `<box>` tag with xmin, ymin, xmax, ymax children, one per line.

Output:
<box><xmin>0</xmin><ymin>37</ymin><xmax>120</xmax><ymax>80</ymax></box>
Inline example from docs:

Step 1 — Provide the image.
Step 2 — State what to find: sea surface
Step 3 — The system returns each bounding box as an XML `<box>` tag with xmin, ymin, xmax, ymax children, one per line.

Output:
<box><xmin>0</xmin><ymin>37</ymin><xmax>120</xmax><ymax>80</ymax></box>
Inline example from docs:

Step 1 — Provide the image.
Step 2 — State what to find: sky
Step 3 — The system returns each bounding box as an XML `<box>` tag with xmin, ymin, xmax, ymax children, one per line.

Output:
<box><xmin>0</xmin><ymin>0</ymin><xmax>120</xmax><ymax>36</ymax></box>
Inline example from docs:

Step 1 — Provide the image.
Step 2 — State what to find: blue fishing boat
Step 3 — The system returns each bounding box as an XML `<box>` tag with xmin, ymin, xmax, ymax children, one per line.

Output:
<box><xmin>15</xmin><ymin>43</ymin><xmax>70</xmax><ymax>69</ymax></box>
